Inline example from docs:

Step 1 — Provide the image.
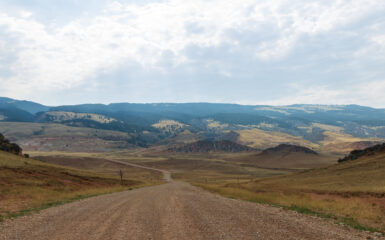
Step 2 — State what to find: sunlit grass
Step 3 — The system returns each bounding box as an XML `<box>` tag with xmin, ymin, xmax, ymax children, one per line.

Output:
<box><xmin>179</xmin><ymin>152</ymin><xmax>385</xmax><ymax>232</ymax></box>
<box><xmin>193</xmin><ymin>182</ymin><xmax>384</xmax><ymax>232</ymax></box>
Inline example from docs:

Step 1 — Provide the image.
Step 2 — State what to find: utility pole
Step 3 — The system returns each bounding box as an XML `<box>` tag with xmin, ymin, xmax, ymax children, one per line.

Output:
<box><xmin>119</xmin><ymin>169</ymin><xmax>123</xmax><ymax>185</ymax></box>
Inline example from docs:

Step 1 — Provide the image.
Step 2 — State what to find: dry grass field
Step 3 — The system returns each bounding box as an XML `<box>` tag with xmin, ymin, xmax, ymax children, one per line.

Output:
<box><xmin>0</xmin><ymin>151</ymin><xmax>163</xmax><ymax>221</ymax></box>
<box><xmin>235</xmin><ymin>151</ymin><xmax>338</xmax><ymax>170</ymax></box>
<box><xmin>187</xmin><ymin>152</ymin><xmax>385</xmax><ymax>231</ymax></box>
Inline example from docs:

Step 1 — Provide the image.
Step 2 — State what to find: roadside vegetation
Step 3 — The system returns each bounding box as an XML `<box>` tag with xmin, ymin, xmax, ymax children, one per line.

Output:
<box><xmin>0</xmin><ymin>150</ymin><xmax>163</xmax><ymax>221</ymax></box>
<box><xmin>182</xmin><ymin>151</ymin><xmax>385</xmax><ymax>232</ymax></box>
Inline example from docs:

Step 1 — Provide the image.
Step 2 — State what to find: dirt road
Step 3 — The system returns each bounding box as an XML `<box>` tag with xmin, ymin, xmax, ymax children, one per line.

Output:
<box><xmin>102</xmin><ymin>159</ymin><xmax>172</xmax><ymax>182</ymax></box>
<box><xmin>0</xmin><ymin>162</ymin><xmax>376</xmax><ymax>240</ymax></box>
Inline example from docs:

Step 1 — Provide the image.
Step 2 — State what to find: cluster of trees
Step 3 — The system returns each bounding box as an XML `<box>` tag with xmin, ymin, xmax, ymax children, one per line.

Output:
<box><xmin>0</xmin><ymin>133</ymin><xmax>25</xmax><ymax>156</ymax></box>
<box><xmin>338</xmin><ymin>143</ymin><xmax>385</xmax><ymax>163</ymax></box>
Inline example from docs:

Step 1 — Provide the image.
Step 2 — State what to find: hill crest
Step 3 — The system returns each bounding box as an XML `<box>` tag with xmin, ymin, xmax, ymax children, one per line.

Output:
<box><xmin>261</xmin><ymin>144</ymin><xmax>318</xmax><ymax>155</ymax></box>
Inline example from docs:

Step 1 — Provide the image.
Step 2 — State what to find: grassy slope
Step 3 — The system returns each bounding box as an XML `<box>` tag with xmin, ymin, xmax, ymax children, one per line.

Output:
<box><xmin>237</xmin><ymin>128</ymin><xmax>317</xmax><ymax>149</ymax></box>
<box><xmin>0</xmin><ymin>151</ymin><xmax>161</xmax><ymax>221</ymax></box>
<box><xmin>0</xmin><ymin>122</ymin><xmax>129</xmax><ymax>139</ymax></box>
<box><xmin>191</xmin><ymin>152</ymin><xmax>385</xmax><ymax>231</ymax></box>
<box><xmin>0</xmin><ymin>122</ymin><xmax>132</xmax><ymax>152</ymax></box>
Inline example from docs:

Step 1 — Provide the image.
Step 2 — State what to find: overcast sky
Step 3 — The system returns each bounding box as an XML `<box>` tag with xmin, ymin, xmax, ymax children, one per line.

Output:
<box><xmin>0</xmin><ymin>0</ymin><xmax>385</xmax><ymax>107</ymax></box>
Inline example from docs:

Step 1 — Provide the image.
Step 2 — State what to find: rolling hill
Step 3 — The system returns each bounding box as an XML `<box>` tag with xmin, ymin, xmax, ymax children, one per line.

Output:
<box><xmin>193</xmin><ymin>143</ymin><xmax>385</xmax><ymax>231</ymax></box>
<box><xmin>238</xmin><ymin>144</ymin><xmax>335</xmax><ymax>169</ymax></box>
<box><xmin>247</xmin><ymin>143</ymin><xmax>385</xmax><ymax>194</ymax></box>
<box><xmin>261</xmin><ymin>144</ymin><xmax>318</xmax><ymax>155</ymax></box>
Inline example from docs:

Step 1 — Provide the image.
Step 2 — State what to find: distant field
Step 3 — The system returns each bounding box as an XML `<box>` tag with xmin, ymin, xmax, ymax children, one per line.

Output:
<box><xmin>30</xmin><ymin>151</ymin><xmax>290</xmax><ymax>183</ymax></box>
<box><xmin>235</xmin><ymin>151</ymin><xmax>337</xmax><ymax>170</ymax></box>
<box><xmin>0</xmin><ymin>151</ymin><xmax>162</xmax><ymax>221</ymax></box>
<box><xmin>31</xmin><ymin>154</ymin><xmax>163</xmax><ymax>183</ymax></box>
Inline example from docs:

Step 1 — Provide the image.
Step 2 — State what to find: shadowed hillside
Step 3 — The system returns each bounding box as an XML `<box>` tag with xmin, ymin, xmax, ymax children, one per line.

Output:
<box><xmin>168</xmin><ymin>140</ymin><xmax>255</xmax><ymax>153</ymax></box>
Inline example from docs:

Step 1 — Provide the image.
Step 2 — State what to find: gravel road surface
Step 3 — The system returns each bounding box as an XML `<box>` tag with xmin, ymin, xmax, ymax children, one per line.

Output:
<box><xmin>0</xmin><ymin>162</ymin><xmax>378</xmax><ymax>240</ymax></box>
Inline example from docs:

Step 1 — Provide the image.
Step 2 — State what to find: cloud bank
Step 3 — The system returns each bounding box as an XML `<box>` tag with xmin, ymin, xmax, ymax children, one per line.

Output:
<box><xmin>0</xmin><ymin>0</ymin><xmax>385</xmax><ymax>106</ymax></box>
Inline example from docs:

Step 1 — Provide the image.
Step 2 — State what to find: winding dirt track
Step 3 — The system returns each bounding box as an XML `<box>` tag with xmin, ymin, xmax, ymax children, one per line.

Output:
<box><xmin>0</xmin><ymin>161</ymin><xmax>374</xmax><ymax>240</ymax></box>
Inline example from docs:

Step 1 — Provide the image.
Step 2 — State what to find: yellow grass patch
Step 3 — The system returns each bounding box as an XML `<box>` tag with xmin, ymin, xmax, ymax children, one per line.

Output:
<box><xmin>152</xmin><ymin>120</ymin><xmax>187</xmax><ymax>129</ymax></box>
<box><xmin>205</xmin><ymin>119</ymin><xmax>229</xmax><ymax>129</ymax></box>
<box><xmin>236</xmin><ymin>128</ymin><xmax>317</xmax><ymax>149</ymax></box>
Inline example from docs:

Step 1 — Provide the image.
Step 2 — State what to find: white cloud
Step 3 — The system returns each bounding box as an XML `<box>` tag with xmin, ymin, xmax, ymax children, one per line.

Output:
<box><xmin>257</xmin><ymin>84</ymin><xmax>343</xmax><ymax>106</ymax></box>
<box><xmin>255</xmin><ymin>80</ymin><xmax>385</xmax><ymax>108</ymax></box>
<box><xmin>0</xmin><ymin>0</ymin><xmax>384</xmax><ymax>105</ymax></box>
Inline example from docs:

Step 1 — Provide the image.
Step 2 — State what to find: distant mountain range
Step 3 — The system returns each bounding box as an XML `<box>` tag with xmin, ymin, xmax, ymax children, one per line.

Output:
<box><xmin>0</xmin><ymin>97</ymin><xmax>384</xmax><ymax>153</ymax></box>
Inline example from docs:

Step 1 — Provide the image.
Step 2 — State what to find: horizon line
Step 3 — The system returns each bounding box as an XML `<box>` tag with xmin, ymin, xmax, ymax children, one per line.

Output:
<box><xmin>2</xmin><ymin>96</ymin><xmax>385</xmax><ymax>109</ymax></box>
